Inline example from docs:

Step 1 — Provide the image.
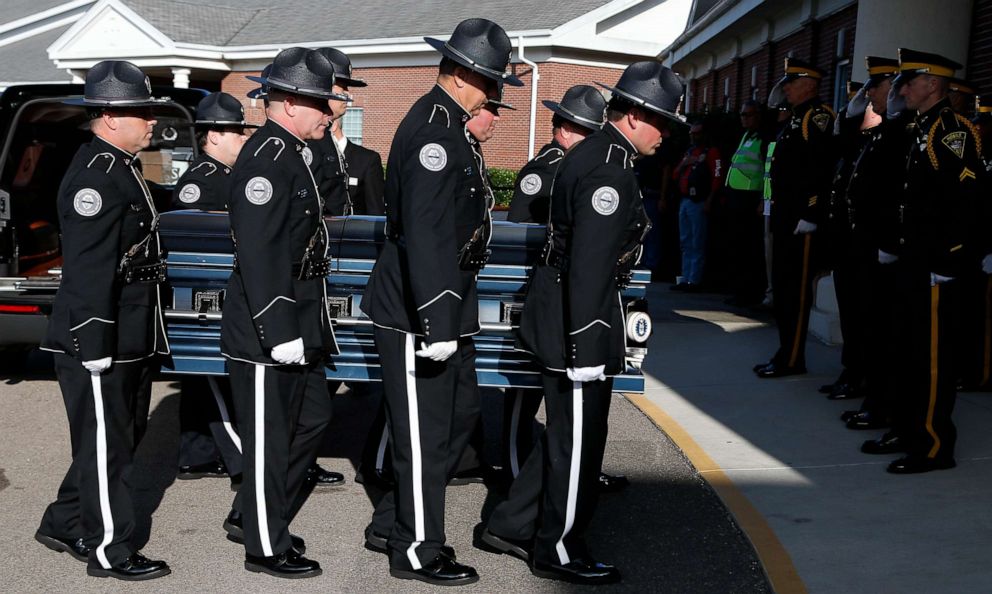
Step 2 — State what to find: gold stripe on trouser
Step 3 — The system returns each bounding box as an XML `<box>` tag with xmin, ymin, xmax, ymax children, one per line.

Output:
<box><xmin>982</xmin><ymin>277</ymin><xmax>992</xmax><ymax>386</ymax></box>
<box><xmin>788</xmin><ymin>234</ymin><xmax>812</xmax><ymax>368</ymax></box>
<box><xmin>925</xmin><ymin>284</ymin><xmax>942</xmax><ymax>459</ymax></box>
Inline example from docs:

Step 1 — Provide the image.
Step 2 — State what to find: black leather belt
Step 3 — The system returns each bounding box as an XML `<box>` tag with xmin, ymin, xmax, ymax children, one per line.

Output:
<box><xmin>122</xmin><ymin>261</ymin><xmax>166</xmax><ymax>284</ymax></box>
<box><xmin>292</xmin><ymin>257</ymin><xmax>331</xmax><ymax>280</ymax></box>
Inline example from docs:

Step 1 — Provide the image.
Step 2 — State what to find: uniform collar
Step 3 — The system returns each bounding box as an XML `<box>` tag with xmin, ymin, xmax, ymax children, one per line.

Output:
<box><xmin>201</xmin><ymin>151</ymin><xmax>233</xmax><ymax>173</ymax></box>
<box><xmin>265</xmin><ymin>118</ymin><xmax>307</xmax><ymax>153</ymax></box>
<box><xmin>432</xmin><ymin>84</ymin><xmax>472</xmax><ymax>127</ymax></box>
<box><xmin>791</xmin><ymin>97</ymin><xmax>820</xmax><ymax>115</ymax></box>
<box><xmin>93</xmin><ymin>135</ymin><xmax>137</xmax><ymax>165</ymax></box>
<box><xmin>915</xmin><ymin>97</ymin><xmax>950</xmax><ymax>128</ymax></box>
<box><xmin>605</xmin><ymin>122</ymin><xmax>639</xmax><ymax>155</ymax></box>
<box><xmin>332</xmin><ymin>130</ymin><xmax>348</xmax><ymax>154</ymax></box>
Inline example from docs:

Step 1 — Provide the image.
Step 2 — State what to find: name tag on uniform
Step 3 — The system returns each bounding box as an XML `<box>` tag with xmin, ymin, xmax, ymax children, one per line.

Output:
<box><xmin>349</xmin><ymin>177</ymin><xmax>358</xmax><ymax>187</ymax></box>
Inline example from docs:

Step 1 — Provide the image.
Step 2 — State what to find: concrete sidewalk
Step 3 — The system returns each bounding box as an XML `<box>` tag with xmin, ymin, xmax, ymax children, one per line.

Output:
<box><xmin>639</xmin><ymin>284</ymin><xmax>992</xmax><ymax>593</ymax></box>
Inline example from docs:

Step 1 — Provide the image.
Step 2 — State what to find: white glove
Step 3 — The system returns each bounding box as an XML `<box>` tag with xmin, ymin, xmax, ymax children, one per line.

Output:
<box><xmin>983</xmin><ymin>254</ymin><xmax>992</xmax><ymax>275</ymax></box>
<box><xmin>82</xmin><ymin>357</ymin><xmax>112</xmax><ymax>374</ymax></box>
<box><xmin>931</xmin><ymin>272</ymin><xmax>954</xmax><ymax>285</ymax></box>
<box><xmin>793</xmin><ymin>219</ymin><xmax>817</xmax><ymax>234</ymax></box>
<box><xmin>415</xmin><ymin>340</ymin><xmax>458</xmax><ymax>362</ymax></box>
<box><xmin>271</xmin><ymin>337</ymin><xmax>305</xmax><ymax>365</ymax></box>
<box><xmin>878</xmin><ymin>250</ymin><xmax>899</xmax><ymax>265</ymax></box>
<box><xmin>566</xmin><ymin>365</ymin><xmax>606</xmax><ymax>383</ymax></box>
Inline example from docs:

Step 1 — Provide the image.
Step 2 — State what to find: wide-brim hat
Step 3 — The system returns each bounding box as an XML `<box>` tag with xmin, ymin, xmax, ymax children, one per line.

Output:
<box><xmin>194</xmin><ymin>92</ymin><xmax>259</xmax><ymax>127</ymax></box>
<box><xmin>424</xmin><ymin>18</ymin><xmax>523</xmax><ymax>87</ymax></box>
<box><xmin>245</xmin><ymin>47</ymin><xmax>348</xmax><ymax>101</ymax></box>
<box><xmin>597</xmin><ymin>61</ymin><xmax>687</xmax><ymax>125</ymax></box>
<box><xmin>64</xmin><ymin>60</ymin><xmax>167</xmax><ymax>107</ymax></box>
<box><xmin>542</xmin><ymin>84</ymin><xmax>606</xmax><ymax>130</ymax></box>
<box><xmin>246</xmin><ymin>64</ymin><xmax>272</xmax><ymax>99</ymax></box>
<box><xmin>313</xmin><ymin>47</ymin><xmax>367</xmax><ymax>87</ymax></box>
<box><xmin>894</xmin><ymin>47</ymin><xmax>962</xmax><ymax>86</ymax></box>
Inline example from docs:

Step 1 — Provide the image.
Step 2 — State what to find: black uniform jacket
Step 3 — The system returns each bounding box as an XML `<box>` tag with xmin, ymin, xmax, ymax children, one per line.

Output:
<box><xmin>769</xmin><ymin>98</ymin><xmax>836</xmax><ymax>231</ymax></box>
<box><xmin>361</xmin><ymin>84</ymin><xmax>487</xmax><ymax>342</ymax></box>
<box><xmin>220</xmin><ymin>119</ymin><xmax>337</xmax><ymax>364</ymax></box>
<box><xmin>900</xmin><ymin>98</ymin><xmax>985</xmax><ymax>277</ymax></box>
<box><xmin>517</xmin><ymin>123</ymin><xmax>649</xmax><ymax>375</ymax></box>
<box><xmin>343</xmin><ymin>140</ymin><xmax>385</xmax><ymax>215</ymax></box>
<box><xmin>506</xmin><ymin>140</ymin><xmax>565</xmax><ymax>224</ymax></box>
<box><xmin>307</xmin><ymin>132</ymin><xmax>352</xmax><ymax>216</ymax></box>
<box><xmin>172</xmin><ymin>153</ymin><xmax>232</xmax><ymax>211</ymax></box>
<box><xmin>42</xmin><ymin>137</ymin><xmax>169</xmax><ymax>362</ymax></box>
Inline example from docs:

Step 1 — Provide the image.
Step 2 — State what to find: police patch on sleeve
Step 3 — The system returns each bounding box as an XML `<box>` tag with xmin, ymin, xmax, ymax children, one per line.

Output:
<box><xmin>812</xmin><ymin>113</ymin><xmax>830</xmax><ymax>132</ymax></box>
<box><xmin>73</xmin><ymin>188</ymin><xmax>102</xmax><ymax>217</ymax></box>
<box><xmin>419</xmin><ymin>143</ymin><xmax>447</xmax><ymax>171</ymax></box>
<box><xmin>942</xmin><ymin>131</ymin><xmax>966</xmax><ymax>159</ymax></box>
<box><xmin>245</xmin><ymin>176</ymin><xmax>274</xmax><ymax>205</ymax></box>
<box><xmin>520</xmin><ymin>173</ymin><xmax>542</xmax><ymax>196</ymax></box>
<box><xmin>178</xmin><ymin>183</ymin><xmax>201</xmax><ymax>204</ymax></box>
<box><xmin>591</xmin><ymin>186</ymin><xmax>619</xmax><ymax>216</ymax></box>
<box><xmin>301</xmin><ymin>146</ymin><xmax>313</xmax><ymax>166</ymax></box>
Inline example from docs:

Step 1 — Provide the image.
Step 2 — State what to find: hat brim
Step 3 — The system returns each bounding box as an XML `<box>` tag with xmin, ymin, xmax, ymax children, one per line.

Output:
<box><xmin>63</xmin><ymin>96</ymin><xmax>168</xmax><ymax>108</ymax></box>
<box><xmin>488</xmin><ymin>99</ymin><xmax>515</xmax><ymax>111</ymax></box>
<box><xmin>892</xmin><ymin>71</ymin><xmax>921</xmax><ymax>87</ymax></box>
<box><xmin>246</xmin><ymin>86</ymin><xmax>267</xmax><ymax>99</ymax></box>
<box><xmin>541</xmin><ymin>99</ymin><xmax>603</xmax><ymax>130</ymax></box>
<box><xmin>596</xmin><ymin>83</ymin><xmax>687</xmax><ymax>126</ymax></box>
<box><xmin>246</xmin><ymin>75</ymin><xmax>349</xmax><ymax>101</ymax></box>
<box><xmin>337</xmin><ymin>76</ymin><xmax>367</xmax><ymax>88</ymax></box>
<box><xmin>194</xmin><ymin>120</ymin><xmax>261</xmax><ymax>128</ymax></box>
<box><xmin>424</xmin><ymin>37</ymin><xmax>524</xmax><ymax>87</ymax></box>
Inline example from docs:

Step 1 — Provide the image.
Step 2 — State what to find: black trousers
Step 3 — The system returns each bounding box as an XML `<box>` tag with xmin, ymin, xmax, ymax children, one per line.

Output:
<box><xmin>502</xmin><ymin>388</ymin><xmax>542</xmax><ymax>477</ymax></box>
<box><xmin>38</xmin><ymin>355</ymin><xmax>154</xmax><ymax>568</ymax></box>
<box><xmin>958</xmin><ymin>271</ymin><xmax>992</xmax><ymax>390</ymax></box>
<box><xmin>770</xmin><ymin>228</ymin><xmax>819</xmax><ymax>369</ymax></box>
<box><xmin>861</xmin><ymin>261</ymin><xmax>911</xmax><ymax>420</ymax></box>
<box><xmin>369</xmin><ymin>327</ymin><xmax>480</xmax><ymax>570</ymax></box>
<box><xmin>832</xmin><ymin>237</ymin><xmax>876</xmax><ymax>388</ymax></box>
<box><xmin>901</xmin><ymin>271</ymin><xmax>960</xmax><ymax>460</ymax></box>
<box><xmin>226</xmin><ymin>359</ymin><xmax>331</xmax><ymax>558</ymax></box>
<box><xmin>725</xmin><ymin>188</ymin><xmax>767</xmax><ymax>303</ymax></box>
<box><xmin>178</xmin><ymin>377</ymin><xmax>242</xmax><ymax>475</ymax></box>
<box><xmin>487</xmin><ymin>371</ymin><xmax>613</xmax><ymax>566</ymax></box>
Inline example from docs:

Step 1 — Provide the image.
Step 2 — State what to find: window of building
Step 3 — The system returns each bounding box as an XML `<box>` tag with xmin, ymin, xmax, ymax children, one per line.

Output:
<box><xmin>833</xmin><ymin>59</ymin><xmax>852</xmax><ymax>111</ymax></box>
<box><xmin>341</xmin><ymin>107</ymin><xmax>364</xmax><ymax>145</ymax></box>
<box><xmin>724</xmin><ymin>77</ymin><xmax>731</xmax><ymax>110</ymax></box>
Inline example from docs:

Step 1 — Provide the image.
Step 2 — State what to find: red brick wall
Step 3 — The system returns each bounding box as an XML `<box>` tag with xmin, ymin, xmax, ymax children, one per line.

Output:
<box><xmin>715</xmin><ymin>61</ymin><xmax>737</xmax><ymax>110</ymax></box>
<box><xmin>220</xmin><ymin>61</ymin><xmax>623</xmax><ymax>171</ymax></box>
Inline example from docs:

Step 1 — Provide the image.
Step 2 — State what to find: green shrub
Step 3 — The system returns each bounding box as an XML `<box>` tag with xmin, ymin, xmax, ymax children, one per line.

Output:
<box><xmin>488</xmin><ymin>167</ymin><xmax>517</xmax><ymax>207</ymax></box>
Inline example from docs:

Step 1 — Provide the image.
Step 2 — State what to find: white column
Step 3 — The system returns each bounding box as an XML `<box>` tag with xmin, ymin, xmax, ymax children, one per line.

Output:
<box><xmin>69</xmin><ymin>69</ymin><xmax>85</xmax><ymax>84</ymax></box>
<box><xmin>171</xmin><ymin>67</ymin><xmax>191</xmax><ymax>89</ymax></box>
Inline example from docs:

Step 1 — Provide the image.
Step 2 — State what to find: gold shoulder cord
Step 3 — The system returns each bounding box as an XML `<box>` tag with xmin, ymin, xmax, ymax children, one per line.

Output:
<box><xmin>927</xmin><ymin>113</ymin><xmax>983</xmax><ymax>170</ymax></box>
<box><xmin>802</xmin><ymin>110</ymin><xmax>811</xmax><ymax>141</ymax></box>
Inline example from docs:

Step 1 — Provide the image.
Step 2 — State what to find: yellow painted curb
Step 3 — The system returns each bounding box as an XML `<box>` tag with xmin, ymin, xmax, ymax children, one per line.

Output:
<box><xmin>625</xmin><ymin>393</ymin><xmax>807</xmax><ymax>594</ymax></box>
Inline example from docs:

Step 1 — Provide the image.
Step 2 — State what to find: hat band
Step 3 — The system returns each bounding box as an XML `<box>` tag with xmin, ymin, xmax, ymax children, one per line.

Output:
<box><xmin>899</xmin><ymin>62</ymin><xmax>955</xmax><ymax>77</ymax></box>
<box><xmin>267</xmin><ymin>77</ymin><xmax>348</xmax><ymax>100</ymax></box>
<box><xmin>85</xmin><ymin>96</ymin><xmax>159</xmax><ymax>105</ymax></box>
<box><xmin>195</xmin><ymin>119</ymin><xmax>251</xmax><ymax>125</ymax></box>
<box><xmin>444</xmin><ymin>43</ymin><xmax>511</xmax><ymax>80</ymax></box>
<box><xmin>785</xmin><ymin>67</ymin><xmax>822</xmax><ymax>79</ymax></box>
<box><xmin>556</xmin><ymin>104</ymin><xmax>603</xmax><ymax>127</ymax></box>
<box><xmin>868</xmin><ymin>66</ymin><xmax>899</xmax><ymax>76</ymax></box>
<box><xmin>614</xmin><ymin>86</ymin><xmax>685</xmax><ymax>123</ymax></box>
<box><xmin>979</xmin><ymin>106</ymin><xmax>992</xmax><ymax>113</ymax></box>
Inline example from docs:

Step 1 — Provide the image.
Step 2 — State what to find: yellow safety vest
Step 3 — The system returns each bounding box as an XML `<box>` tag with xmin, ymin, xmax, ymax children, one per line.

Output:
<box><xmin>726</xmin><ymin>132</ymin><xmax>764</xmax><ymax>191</ymax></box>
<box><xmin>763</xmin><ymin>140</ymin><xmax>776</xmax><ymax>201</ymax></box>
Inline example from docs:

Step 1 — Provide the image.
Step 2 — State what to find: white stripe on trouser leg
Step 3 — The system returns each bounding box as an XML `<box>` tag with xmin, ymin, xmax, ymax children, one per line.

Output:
<box><xmin>555</xmin><ymin>381</ymin><xmax>584</xmax><ymax>565</ymax></box>
<box><xmin>208</xmin><ymin>376</ymin><xmax>242</xmax><ymax>453</ymax></box>
<box><xmin>375</xmin><ymin>421</ymin><xmax>389</xmax><ymax>473</ymax></box>
<box><xmin>91</xmin><ymin>372</ymin><xmax>115</xmax><ymax>569</ymax></box>
<box><xmin>254</xmin><ymin>365</ymin><xmax>273</xmax><ymax>557</ymax></box>
<box><xmin>509</xmin><ymin>389</ymin><xmax>523</xmax><ymax>477</ymax></box>
<box><xmin>404</xmin><ymin>334</ymin><xmax>425</xmax><ymax>570</ymax></box>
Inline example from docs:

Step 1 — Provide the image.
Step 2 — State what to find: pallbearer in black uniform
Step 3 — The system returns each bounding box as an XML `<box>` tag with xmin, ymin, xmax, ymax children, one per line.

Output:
<box><xmin>482</xmin><ymin>61</ymin><xmax>685</xmax><ymax>585</ymax></box>
<box><xmin>220</xmin><ymin>47</ymin><xmax>342</xmax><ymax>577</ymax></box>
<box><xmin>965</xmin><ymin>95</ymin><xmax>992</xmax><ymax>392</ymax></box>
<box><xmin>360</xmin><ymin>18</ymin><xmax>522</xmax><ymax>586</ymax></box>
<box><xmin>882</xmin><ymin>49</ymin><xmax>984</xmax><ymax>474</ymax></box>
<box><xmin>173</xmin><ymin>92</ymin><xmax>255</xmax><ymax>484</ymax></box>
<box><xmin>35</xmin><ymin>60</ymin><xmax>171</xmax><ymax>580</ymax></box>
<box><xmin>754</xmin><ymin>58</ymin><xmax>836</xmax><ymax>378</ymax></box>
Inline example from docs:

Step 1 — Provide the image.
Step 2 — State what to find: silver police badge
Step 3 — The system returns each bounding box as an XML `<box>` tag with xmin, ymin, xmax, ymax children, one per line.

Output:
<box><xmin>245</xmin><ymin>176</ymin><xmax>274</xmax><ymax>205</ymax></box>
<box><xmin>419</xmin><ymin>143</ymin><xmax>447</xmax><ymax>171</ymax></box>
<box><xmin>178</xmin><ymin>183</ymin><xmax>201</xmax><ymax>204</ymax></box>
<box><xmin>591</xmin><ymin>186</ymin><xmax>619</xmax><ymax>216</ymax></box>
<box><xmin>520</xmin><ymin>173</ymin><xmax>542</xmax><ymax>196</ymax></box>
<box><xmin>301</xmin><ymin>146</ymin><xmax>313</xmax><ymax>166</ymax></box>
<box><xmin>73</xmin><ymin>188</ymin><xmax>102</xmax><ymax>217</ymax></box>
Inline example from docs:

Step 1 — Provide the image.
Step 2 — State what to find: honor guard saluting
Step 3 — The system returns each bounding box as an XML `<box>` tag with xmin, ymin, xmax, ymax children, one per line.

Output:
<box><xmin>35</xmin><ymin>60</ymin><xmax>171</xmax><ymax>580</ymax></box>
<box><xmin>507</xmin><ymin>85</ymin><xmax>606</xmax><ymax>224</ymax></box>
<box><xmin>883</xmin><ymin>49</ymin><xmax>984</xmax><ymax>473</ymax></box>
<box><xmin>755</xmin><ymin>58</ymin><xmax>836</xmax><ymax>378</ymax></box>
<box><xmin>173</xmin><ymin>93</ymin><xmax>255</xmax><ymax>486</ymax></box>
<box><xmin>482</xmin><ymin>61</ymin><xmax>684</xmax><ymax>585</ymax></box>
<box><xmin>964</xmin><ymin>95</ymin><xmax>992</xmax><ymax>391</ymax></box>
<box><xmin>220</xmin><ymin>47</ymin><xmax>341</xmax><ymax>577</ymax></box>
<box><xmin>360</xmin><ymin>17</ymin><xmax>522</xmax><ymax>586</ymax></box>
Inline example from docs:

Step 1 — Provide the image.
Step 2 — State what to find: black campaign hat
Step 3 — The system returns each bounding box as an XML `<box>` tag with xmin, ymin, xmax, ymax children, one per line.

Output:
<box><xmin>895</xmin><ymin>48</ymin><xmax>962</xmax><ymax>85</ymax></box>
<box><xmin>246</xmin><ymin>64</ymin><xmax>271</xmax><ymax>99</ymax></box>
<box><xmin>425</xmin><ymin>18</ymin><xmax>523</xmax><ymax>87</ymax></box>
<box><xmin>542</xmin><ymin>84</ymin><xmax>606</xmax><ymax>130</ymax></box>
<box><xmin>194</xmin><ymin>92</ymin><xmax>258</xmax><ymax>127</ymax></box>
<box><xmin>64</xmin><ymin>60</ymin><xmax>165</xmax><ymax>107</ymax></box>
<box><xmin>597</xmin><ymin>61</ymin><xmax>687</xmax><ymax>125</ymax></box>
<box><xmin>313</xmin><ymin>47</ymin><xmax>366</xmax><ymax>87</ymax></box>
<box><xmin>778</xmin><ymin>57</ymin><xmax>825</xmax><ymax>85</ymax></box>
<box><xmin>246</xmin><ymin>47</ymin><xmax>348</xmax><ymax>101</ymax></box>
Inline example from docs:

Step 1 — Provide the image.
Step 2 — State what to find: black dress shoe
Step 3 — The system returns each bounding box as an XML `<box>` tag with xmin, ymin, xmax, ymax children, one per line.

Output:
<box><xmin>531</xmin><ymin>558</ymin><xmax>621</xmax><ymax>585</ymax></box>
<box><xmin>886</xmin><ymin>455</ymin><xmax>956</xmax><ymax>474</ymax></box>
<box><xmin>308</xmin><ymin>464</ymin><xmax>345</xmax><ymax>487</ymax></box>
<box><xmin>449</xmin><ymin>466</ymin><xmax>487</xmax><ymax>486</ymax></box>
<box><xmin>826</xmin><ymin>383</ymin><xmax>862</xmax><ymax>400</ymax></box>
<box><xmin>87</xmin><ymin>552</ymin><xmax>171</xmax><ymax>581</ymax></box>
<box><xmin>245</xmin><ymin>551</ymin><xmax>321</xmax><ymax>579</ymax></box>
<box><xmin>755</xmin><ymin>362</ymin><xmax>807</xmax><ymax>378</ymax></box>
<box><xmin>35</xmin><ymin>531</ymin><xmax>90</xmax><ymax>562</ymax></box>
<box><xmin>840</xmin><ymin>410</ymin><xmax>860</xmax><ymax>423</ymax></box>
<box><xmin>364</xmin><ymin>524</ymin><xmax>455</xmax><ymax>559</ymax></box>
<box><xmin>478</xmin><ymin>528</ymin><xmax>531</xmax><ymax>561</ymax></box>
<box><xmin>354</xmin><ymin>464</ymin><xmax>395</xmax><ymax>489</ymax></box>
<box><xmin>861</xmin><ymin>433</ymin><xmax>906</xmax><ymax>455</ymax></box>
<box><xmin>845</xmin><ymin>411</ymin><xmax>889</xmax><ymax>430</ymax></box>
<box><xmin>224</xmin><ymin>510</ymin><xmax>306</xmax><ymax>555</ymax></box>
<box><xmin>597</xmin><ymin>472</ymin><xmax>630</xmax><ymax>493</ymax></box>
<box><xmin>177</xmin><ymin>460</ymin><xmax>228</xmax><ymax>480</ymax></box>
<box><xmin>753</xmin><ymin>361</ymin><xmax>772</xmax><ymax>373</ymax></box>
<box><xmin>389</xmin><ymin>554</ymin><xmax>479</xmax><ymax>586</ymax></box>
